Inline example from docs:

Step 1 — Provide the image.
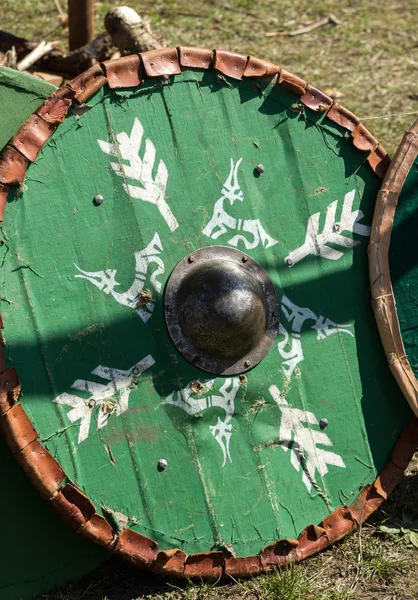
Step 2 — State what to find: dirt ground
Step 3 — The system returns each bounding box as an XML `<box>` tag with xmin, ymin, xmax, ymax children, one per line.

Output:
<box><xmin>36</xmin><ymin>454</ymin><xmax>418</xmax><ymax>600</ymax></box>
<box><xmin>1</xmin><ymin>1</ymin><xmax>418</xmax><ymax>599</ymax></box>
<box><xmin>3</xmin><ymin>0</ymin><xmax>418</xmax><ymax>154</ymax></box>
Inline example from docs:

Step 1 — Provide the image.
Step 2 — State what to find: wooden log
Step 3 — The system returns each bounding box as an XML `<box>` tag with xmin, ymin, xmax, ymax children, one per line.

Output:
<box><xmin>0</xmin><ymin>30</ymin><xmax>112</xmax><ymax>76</ymax></box>
<box><xmin>104</xmin><ymin>7</ymin><xmax>162</xmax><ymax>54</ymax></box>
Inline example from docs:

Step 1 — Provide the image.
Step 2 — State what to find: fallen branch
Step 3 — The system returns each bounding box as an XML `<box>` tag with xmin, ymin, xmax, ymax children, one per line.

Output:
<box><xmin>0</xmin><ymin>30</ymin><xmax>112</xmax><ymax>75</ymax></box>
<box><xmin>266</xmin><ymin>14</ymin><xmax>341</xmax><ymax>38</ymax></box>
<box><xmin>105</xmin><ymin>6</ymin><xmax>162</xmax><ymax>54</ymax></box>
<box><xmin>17</xmin><ymin>41</ymin><xmax>55</xmax><ymax>71</ymax></box>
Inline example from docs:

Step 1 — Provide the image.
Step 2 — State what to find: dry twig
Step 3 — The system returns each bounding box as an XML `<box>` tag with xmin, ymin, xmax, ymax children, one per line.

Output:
<box><xmin>53</xmin><ymin>0</ymin><xmax>68</xmax><ymax>25</ymax></box>
<box><xmin>266</xmin><ymin>14</ymin><xmax>341</xmax><ymax>38</ymax></box>
<box><xmin>17</xmin><ymin>41</ymin><xmax>55</xmax><ymax>71</ymax></box>
<box><xmin>5</xmin><ymin>46</ymin><xmax>17</xmax><ymax>68</ymax></box>
<box><xmin>0</xmin><ymin>30</ymin><xmax>112</xmax><ymax>75</ymax></box>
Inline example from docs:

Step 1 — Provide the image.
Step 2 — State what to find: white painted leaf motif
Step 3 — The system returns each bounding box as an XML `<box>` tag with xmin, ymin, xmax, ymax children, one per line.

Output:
<box><xmin>98</xmin><ymin>118</ymin><xmax>179</xmax><ymax>232</ymax></box>
<box><xmin>269</xmin><ymin>385</ymin><xmax>346</xmax><ymax>492</ymax></box>
<box><xmin>53</xmin><ymin>355</ymin><xmax>155</xmax><ymax>444</ymax></box>
<box><xmin>209</xmin><ymin>416</ymin><xmax>233</xmax><ymax>467</ymax></box>
<box><xmin>285</xmin><ymin>189</ymin><xmax>370</xmax><ymax>265</ymax></box>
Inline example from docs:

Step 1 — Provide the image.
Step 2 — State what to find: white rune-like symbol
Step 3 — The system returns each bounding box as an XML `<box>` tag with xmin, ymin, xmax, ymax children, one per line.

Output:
<box><xmin>268</xmin><ymin>385</ymin><xmax>346</xmax><ymax>492</ymax></box>
<box><xmin>278</xmin><ymin>295</ymin><xmax>354</xmax><ymax>380</ymax></box>
<box><xmin>285</xmin><ymin>189</ymin><xmax>370</xmax><ymax>266</ymax></box>
<box><xmin>98</xmin><ymin>118</ymin><xmax>179</xmax><ymax>232</ymax></box>
<box><xmin>53</xmin><ymin>355</ymin><xmax>155</xmax><ymax>444</ymax></box>
<box><xmin>164</xmin><ymin>378</ymin><xmax>240</xmax><ymax>466</ymax></box>
<box><xmin>202</xmin><ymin>158</ymin><xmax>278</xmax><ymax>250</ymax></box>
<box><xmin>74</xmin><ymin>232</ymin><xmax>164</xmax><ymax>323</ymax></box>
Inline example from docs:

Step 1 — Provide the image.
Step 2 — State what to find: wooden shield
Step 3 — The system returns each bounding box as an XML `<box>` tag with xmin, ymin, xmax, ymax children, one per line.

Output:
<box><xmin>0</xmin><ymin>66</ymin><xmax>107</xmax><ymax>600</ymax></box>
<box><xmin>0</xmin><ymin>49</ymin><xmax>416</xmax><ymax>582</ymax></box>
<box><xmin>370</xmin><ymin>119</ymin><xmax>418</xmax><ymax>418</ymax></box>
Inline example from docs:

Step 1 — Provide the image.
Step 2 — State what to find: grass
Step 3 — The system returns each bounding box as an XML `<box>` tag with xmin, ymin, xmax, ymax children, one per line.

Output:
<box><xmin>1</xmin><ymin>1</ymin><xmax>418</xmax><ymax>598</ymax></box>
<box><xmin>34</xmin><ymin>454</ymin><xmax>418</xmax><ymax>599</ymax></box>
<box><xmin>2</xmin><ymin>0</ymin><xmax>418</xmax><ymax>153</ymax></box>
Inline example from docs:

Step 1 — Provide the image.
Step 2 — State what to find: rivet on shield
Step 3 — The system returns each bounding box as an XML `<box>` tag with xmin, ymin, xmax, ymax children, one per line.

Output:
<box><xmin>158</xmin><ymin>458</ymin><xmax>168</xmax><ymax>471</ymax></box>
<box><xmin>93</xmin><ymin>194</ymin><xmax>104</xmax><ymax>206</ymax></box>
<box><xmin>320</xmin><ymin>418</ymin><xmax>329</xmax><ymax>430</ymax></box>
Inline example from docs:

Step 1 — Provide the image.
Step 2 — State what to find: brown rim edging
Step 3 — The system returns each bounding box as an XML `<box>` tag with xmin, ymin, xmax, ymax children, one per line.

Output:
<box><xmin>369</xmin><ymin>119</ymin><xmax>418</xmax><ymax>419</ymax></box>
<box><xmin>0</xmin><ymin>365</ymin><xmax>416</xmax><ymax>579</ymax></box>
<box><xmin>0</xmin><ymin>47</ymin><xmax>410</xmax><ymax>580</ymax></box>
<box><xmin>0</xmin><ymin>47</ymin><xmax>390</xmax><ymax>221</ymax></box>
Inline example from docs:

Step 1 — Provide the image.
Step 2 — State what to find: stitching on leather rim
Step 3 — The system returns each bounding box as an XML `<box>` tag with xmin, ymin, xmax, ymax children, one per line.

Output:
<box><xmin>0</xmin><ymin>47</ymin><xmax>413</xmax><ymax>580</ymax></box>
<box><xmin>369</xmin><ymin>119</ymin><xmax>418</xmax><ymax>420</ymax></box>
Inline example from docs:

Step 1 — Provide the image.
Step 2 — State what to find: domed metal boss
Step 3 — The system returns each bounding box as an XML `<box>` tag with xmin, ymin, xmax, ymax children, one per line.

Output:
<box><xmin>164</xmin><ymin>246</ymin><xmax>279</xmax><ymax>375</ymax></box>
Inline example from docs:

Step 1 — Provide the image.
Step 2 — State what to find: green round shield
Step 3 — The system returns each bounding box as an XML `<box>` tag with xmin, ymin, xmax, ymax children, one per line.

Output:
<box><xmin>0</xmin><ymin>48</ymin><xmax>416</xmax><ymax>580</ymax></box>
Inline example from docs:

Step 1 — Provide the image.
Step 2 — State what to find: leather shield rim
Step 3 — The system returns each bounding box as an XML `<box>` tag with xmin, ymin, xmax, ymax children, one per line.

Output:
<box><xmin>0</xmin><ymin>46</ymin><xmax>390</xmax><ymax>220</ymax></box>
<box><xmin>369</xmin><ymin>119</ymin><xmax>418</xmax><ymax>419</ymax></box>
<box><xmin>0</xmin><ymin>47</ymin><xmax>414</xmax><ymax>580</ymax></box>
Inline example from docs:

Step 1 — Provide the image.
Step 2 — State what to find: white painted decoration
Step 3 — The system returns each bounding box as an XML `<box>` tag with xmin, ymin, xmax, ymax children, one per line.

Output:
<box><xmin>202</xmin><ymin>158</ymin><xmax>278</xmax><ymax>250</ymax></box>
<box><xmin>285</xmin><ymin>189</ymin><xmax>370</xmax><ymax>266</ymax></box>
<box><xmin>164</xmin><ymin>378</ymin><xmax>241</xmax><ymax>466</ymax></box>
<box><xmin>269</xmin><ymin>384</ymin><xmax>346</xmax><ymax>492</ymax></box>
<box><xmin>98</xmin><ymin>118</ymin><xmax>179</xmax><ymax>231</ymax></box>
<box><xmin>278</xmin><ymin>295</ymin><xmax>354</xmax><ymax>380</ymax></box>
<box><xmin>74</xmin><ymin>232</ymin><xmax>164</xmax><ymax>323</ymax></box>
<box><xmin>53</xmin><ymin>355</ymin><xmax>155</xmax><ymax>444</ymax></box>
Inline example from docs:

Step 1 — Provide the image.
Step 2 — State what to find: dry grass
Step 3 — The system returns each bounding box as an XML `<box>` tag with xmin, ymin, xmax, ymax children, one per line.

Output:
<box><xmin>2</xmin><ymin>1</ymin><xmax>418</xmax><ymax>598</ymax></box>
<box><xmin>2</xmin><ymin>0</ymin><xmax>418</xmax><ymax>153</ymax></box>
<box><xmin>36</xmin><ymin>456</ymin><xmax>418</xmax><ymax>600</ymax></box>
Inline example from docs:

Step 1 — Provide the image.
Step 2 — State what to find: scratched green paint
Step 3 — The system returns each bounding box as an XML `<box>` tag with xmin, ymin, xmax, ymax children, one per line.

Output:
<box><xmin>0</xmin><ymin>69</ymin><xmax>108</xmax><ymax>600</ymax></box>
<box><xmin>0</xmin><ymin>70</ymin><xmax>411</xmax><ymax>560</ymax></box>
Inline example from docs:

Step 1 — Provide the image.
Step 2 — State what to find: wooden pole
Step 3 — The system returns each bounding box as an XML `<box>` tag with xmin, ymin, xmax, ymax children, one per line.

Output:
<box><xmin>68</xmin><ymin>0</ymin><xmax>94</xmax><ymax>51</ymax></box>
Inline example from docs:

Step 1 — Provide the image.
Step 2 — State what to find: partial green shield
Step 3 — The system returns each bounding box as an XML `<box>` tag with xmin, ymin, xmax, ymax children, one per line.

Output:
<box><xmin>0</xmin><ymin>48</ymin><xmax>415</xmax><ymax>581</ymax></box>
<box><xmin>0</xmin><ymin>66</ymin><xmax>56</xmax><ymax>150</ymax></box>
<box><xmin>371</xmin><ymin>118</ymin><xmax>418</xmax><ymax>419</ymax></box>
<box><xmin>0</xmin><ymin>67</ymin><xmax>108</xmax><ymax>600</ymax></box>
